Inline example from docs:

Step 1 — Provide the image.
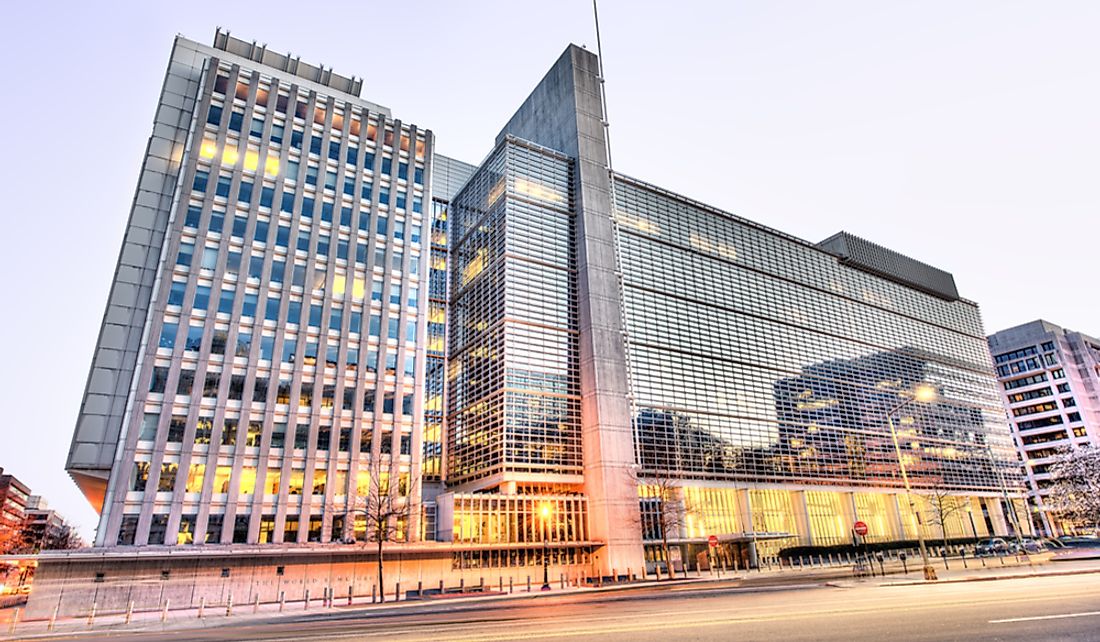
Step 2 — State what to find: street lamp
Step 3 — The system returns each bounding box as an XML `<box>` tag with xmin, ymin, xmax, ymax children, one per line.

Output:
<box><xmin>539</xmin><ymin>503</ymin><xmax>553</xmax><ymax>591</ymax></box>
<box><xmin>885</xmin><ymin>383</ymin><xmax>939</xmax><ymax>581</ymax></box>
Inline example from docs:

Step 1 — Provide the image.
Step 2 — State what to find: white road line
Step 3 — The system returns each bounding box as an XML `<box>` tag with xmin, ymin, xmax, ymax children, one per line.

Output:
<box><xmin>990</xmin><ymin>610</ymin><xmax>1100</xmax><ymax>624</ymax></box>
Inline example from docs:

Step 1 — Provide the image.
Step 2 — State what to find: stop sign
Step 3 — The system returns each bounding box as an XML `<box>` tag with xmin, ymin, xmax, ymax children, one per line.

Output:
<box><xmin>853</xmin><ymin>521</ymin><xmax>869</xmax><ymax>536</ymax></box>
<box><xmin>708</xmin><ymin>535</ymin><xmax>719</xmax><ymax>548</ymax></box>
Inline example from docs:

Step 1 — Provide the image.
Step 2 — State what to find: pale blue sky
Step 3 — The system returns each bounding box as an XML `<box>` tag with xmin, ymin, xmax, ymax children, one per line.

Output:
<box><xmin>1</xmin><ymin>1</ymin><xmax>1096</xmax><ymax>539</ymax></box>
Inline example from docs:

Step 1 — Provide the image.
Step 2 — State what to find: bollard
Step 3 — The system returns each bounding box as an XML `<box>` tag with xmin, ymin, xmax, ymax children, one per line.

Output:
<box><xmin>509</xmin><ymin>576</ymin><xmax>513</xmax><ymax>594</ymax></box>
<box><xmin>612</xmin><ymin>568</ymin><xmax>617</xmax><ymax>583</ymax></box>
<box><xmin>87</xmin><ymin>602</ymin><xmax>97</xmax><ymax>627</ymax></box>
<box><xmin>526</xmin><ymin>576</ymin><xmax>531</xmax><ymax>592</ymax></box>
<box><xmin>48</xmin><ymin>606</ymin><xmax>58</xmax><ymax>632</ymax></box>
<box><xmin>460</xmin><ymin>578</ymin><xmax>465</xmax><ymax>593</ymax></box>
<box><xmin>560</xmin><ymin>573</ymin><xmax>565</xmax><ymax>590</ymax></box>
<box><xmin>254</xmin><ymin>594</ymin><xmax>260</xmax><ymax>614</ymax></box>
<box><xmin>279</xmin><ymin>591</ymin><xmax>286</xmax><ymax>612</ymax></box>
<box><xmin>125</xmin><ymin>601</ymin><xmax>134</xmax><ymax>625</ymax></box>
<box><xmin>9</xmin><ymin>608</ymin><xmax>20</xmax><ymax>635</ymax></box>
<box><xmin>655</xmin><ymin>564</ymin><xmax>661</xmax><ymax>581</ymax></box>
<box><xmin>372</xmin><ymin>585</ymin><xmax>377</xmax><ymax>604</ymax></box>
<box><xmin>350</xmin><ymin>585</ymin><xmax>355</xmax><ymax>606</ymax></box>
<box><xmin>499</xmin><ymin>577</ymin><xmax>503</xmax><ymax>593</ymax></box>
<box><xmin>396</xmin><ymin>582</ymin><xmax>401</xmax><ymax>602</ymax></box>
<box><xmin>199</xmin><ymin>596</ymin><xmax>206</xmax><ymax>619</ymax></box>
<box><xmin>162</xmin><ymin>599</ymin><xmax>170</xmax><ymax>623</ymax></box>
<box><xmin>417</xmin><ymin>580</ymin><xmax>423</xmax><ymax>599</ymax></box>
<box><xmin>438</xmin><ymin>579</ymin><xmax>444</xmax><ymax>593</ymax></box>
<box><xmin>226</xmin><ymin>592</ymin><xmax>233</xmax><ymax>617</ymax></box>
<box><xmin>305</xmin><ymin>589</ymin><xmax>311</xmax><ymax>610</ymax></box>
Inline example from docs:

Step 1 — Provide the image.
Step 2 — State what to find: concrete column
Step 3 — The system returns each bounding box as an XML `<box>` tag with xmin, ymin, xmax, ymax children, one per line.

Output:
<box><xmin>736</xmin><ymin>489</ymin><xmax>757</xmax><ymax>567</ymax></box>
<box><xmin>791</xmin><ymin>491</ymin><xmax>813</xmax><ymax>546</ymax></box>
<box><xmin>496</xmin><ymin>44</ymin><xmax>644</xmax><ymax>576</ymax></box>
<box><xmin>889</xmin><ymin>493</ymin><xmax>908</xmax><ymax>540</ymax></box>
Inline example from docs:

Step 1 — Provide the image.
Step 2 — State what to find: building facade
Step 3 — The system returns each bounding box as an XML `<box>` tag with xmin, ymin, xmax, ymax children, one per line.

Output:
<box><xmin>58</xmin><ymin>32</ymin><xmax>1028</xmax><ymax>609</ymax></box>
<box><xmin>0</xmin><ymin>468</ymin><xmax>31</xmax><ymax>541</ymax></box>
<box><xmin>988</xmin><ymin>320</ymin><xmax>1100</xmax><ymax>535</ymax></box>
<box><xmin>67</xmin><ymin>31</ymin><xmax>440</xmax><ymax>548</ymax></box>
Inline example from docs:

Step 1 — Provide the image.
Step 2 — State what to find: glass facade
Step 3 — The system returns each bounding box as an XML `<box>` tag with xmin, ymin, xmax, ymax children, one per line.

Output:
<box><xmin>612</xmin><ymin>175</ymin><xmax>1020</xmax><ymax>495</ymax></box>
<box><xmin>447</xmin><ymin>139</ymin><xmax>581</xmax><ymax>488</ymax></box>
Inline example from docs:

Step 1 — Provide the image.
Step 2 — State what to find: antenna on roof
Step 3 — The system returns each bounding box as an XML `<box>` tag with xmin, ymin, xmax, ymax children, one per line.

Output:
<box><xmin>592</xmin><ymin>0</ymin><xmax>614</xmax><ymax>172</ymax></box>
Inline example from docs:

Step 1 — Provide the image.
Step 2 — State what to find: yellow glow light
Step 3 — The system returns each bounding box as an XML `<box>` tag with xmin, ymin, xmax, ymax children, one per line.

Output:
<box><xmin>265</xmin><ymin>156</ymin><xmax>280</xmax><ymax>176</ymax></box>
<box><xmin>199</xmin><ymin>140</ymin><xmax>218</xmax><ymax>159</ymax></box>
<box><xmin>913</xmin><ymin>384</ymin><xmax>937</xmax><ymax>403</ymax></box>
<box><xmin>244</xmin><ymin>151</ymin><xmax>259</xmax><ymax>171</ymax></box>
<box><xmin>539</xmin><ymin>503</ymin><xmax>552</xmax><ymax>519</ymax></box>
<box><xmin>352</xmin><ymin>278</ymin><xmax>366</xmax><ymax>299</ymax></box>
<box><xmin>222</xmin><ymin>147</ymin><xmax>239</xmax><ymax>165</ymax></box>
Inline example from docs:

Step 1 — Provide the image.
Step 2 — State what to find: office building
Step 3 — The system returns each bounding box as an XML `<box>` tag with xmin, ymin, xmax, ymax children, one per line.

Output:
<box><xmin>0</xmin><ymin>468</ymin><xmax>31</xmax><ymax>541</ymax></box>
<box><xmin>41</xmin><ymin>31</ymin><xmax>1028</xmax><ymax>617</ymax></box>
<box><xmin>988</xmin><ymin>320</ymin><xmax>1100</xmax><ymax>535</ymax></box>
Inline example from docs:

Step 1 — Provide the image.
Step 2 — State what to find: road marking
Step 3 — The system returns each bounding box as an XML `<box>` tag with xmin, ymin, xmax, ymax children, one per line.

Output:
<box><xmin>990</xmin><ymin>610</ymin><xmax>1100</xmax><ymax>624</ymax></box>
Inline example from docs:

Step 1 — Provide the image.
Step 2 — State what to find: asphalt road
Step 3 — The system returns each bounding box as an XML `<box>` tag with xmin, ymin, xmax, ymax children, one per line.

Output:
<box><xmin>16</xmin><ymin>572</ymin><xmax>1100</xmax><ymax>642</ymax></box>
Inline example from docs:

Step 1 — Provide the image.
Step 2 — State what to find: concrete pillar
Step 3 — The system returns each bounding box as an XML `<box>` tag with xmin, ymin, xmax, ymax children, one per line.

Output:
<box><xmin>889</xmin><ymin>493</ymin><xmax>908</xmax><ymax>540</ymax></box>
<box><xmin>791</xmin><ymin>491</ymin><xmax>813</xmax><ymax>546</ymax></box>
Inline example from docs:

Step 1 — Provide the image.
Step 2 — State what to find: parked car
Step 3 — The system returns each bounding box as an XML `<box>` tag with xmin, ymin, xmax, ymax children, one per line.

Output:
<box><xmin>1056</xmin><ymin>535</ymin><xmax>1100</xmax><ymax>548</ymax></box>
<box><xmin>1010</xmin><ymin>538</ymin><xmax>1045</xmax><ymax>554</ymax></box>
<box><xmin>1041</xmin><ymin>537</ymin><xmax>1066</xmax><ymax>549</ymax></box>
<box><xmin>975</xmin><ymin>538</ymin><xmax>1010</xmax><ymax>556</ymax></box>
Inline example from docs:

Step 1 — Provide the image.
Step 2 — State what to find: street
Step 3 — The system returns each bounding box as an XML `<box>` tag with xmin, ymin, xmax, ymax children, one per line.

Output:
<box><xmin>12</xmin><ymin>570</ymin><xmax>1100</xmax><ymax>642</ymax></box>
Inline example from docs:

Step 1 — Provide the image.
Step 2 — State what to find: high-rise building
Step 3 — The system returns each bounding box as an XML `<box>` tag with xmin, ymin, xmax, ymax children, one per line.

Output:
<box><xmin>987</xmin><ymin>320</ymin><xmax>1100</xmax><ymax>535</ymax></box>
<box><xmin>46</xmin><ymin>32</ymin><xmax>1030</xmax><ymax>616</ymax></box>
<box><xmin>66</xmin><ymin>30</ymin><xmax>444</xmax><ymax>548</ymax></box>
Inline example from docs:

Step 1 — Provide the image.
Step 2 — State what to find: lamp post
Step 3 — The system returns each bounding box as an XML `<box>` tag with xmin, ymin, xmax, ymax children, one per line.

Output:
<box><xmin>539</xmin><ymin>503</ymin><xmax>552</xmax><ymax>591</ymax></box>
<box><xmin>885</xmin><ymin>384</ymin><xmax>938</xmax><ymax>581</ymax></box>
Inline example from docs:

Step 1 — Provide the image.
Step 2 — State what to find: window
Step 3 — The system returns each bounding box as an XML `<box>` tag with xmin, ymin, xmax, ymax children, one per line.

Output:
<box><xmin>238</xmin><ymin>180</ymin><xmax>253</xmax><ymax>204</ymax></box>
<box><xmin>210</xmin><ymin>330</ymin><xmax>227</xmax><ymax>355</ymax></box>
<box><xmin>207</xmin><ymin>104</ymin><xmax>223</xmax><ymax>126</ymax></box>
<box><xmin>283</xmin><ymin>338</ymin><xmax>297</xmax><ymax>363</ymax></box>
<box><xmin>132</xmin><ymin>462</ymin><xmax>150</xmax><ymax>491</ymax></box>
<box><xmin>177</xmin><ymin>369</ymin><xmax>194</xmax><ymax>395</ymax></box>
<box><xmin>185</xmin><ymin>325</ymin><xmax>203</xmax><ymax>352</ymax></box>
<box><xmin>245</xmin><ymin>422</ymin><xmax>263</xmax><ymax>447</ymax></box>
<box><xmin>194</xmin><ymin>418</ymin><xmax>212</xmax><ymax>444</ymax></box>
<box><xmin>216</xmin><ymin>174</ymin><xmax>232</xmax><ymax>198</ymax></box>
<box><xmin>222</xmin><ymin>419</ymin><xmax>238</xmax><ymax>446</ymax></box>
<box><xmin>271</xmin><ymin>423</ymin><xmax>286</xmax><ymax>449</ymax></box>
<box><xmin>228</xmin><ymin>375</ymin><xmax>246</xmax><ymax>400</ymax></box>
<box><xmin>139</xmin><ymin>413</ymin><xmax>159</xmax><ymax>441</ymax></box>
<box><xmin>203</xmin><ymin>371</ymin><xmax>220</xmax><ymax>397</ymax></box>
<box><xmin>167</xmin><ymin>416</ymin><xmax>186</xmax><ymax>442</ymax></box>
<box><xmin>229</xmin><ymin>111</ymin><xmax>244</xmax><ymax>132</ymax></box>
<box><xmin>236</xmin><ymin>332</ymin><xmax>252</xmax><ymax>357</ymax></box>
<box><xmin>242</xmin><ymin>293</ymin><xmax>258</xmax><ymax>317</ymax></box>
<box><xmin>265</xmin><ymin>297</ymin><xmax>281</xmax><ymax>321</ymax></box>
<box><xmin>159</xmin><ymin>322</ymin><xmax>178</xmax><ymax>349</ymax></box>
<box><xmin>295</xmin><ymin>425</ymin><xmax>310</xmax><ymax>449</ymax></box>
<box><xmin>149</xmin><ymin>367</ymin><xmax>168</xmax><ymax>393</ymax></box>
<box><xmin>176</xmin><ymin>242</ymin><xmax>194</xmax><ymax>267</ymax></box>
<box><xmin>168</xmin><ymin>281</ymin><xmax>186</xmax><ymax>306</ymax></box>
<box><xmin>209</xmin><ymin>210</ymin><xmax>225</xmax><ymax>233</ymax></box>
<box><xmin>158</xmin><ymin>463</ymin><xmax>177</xmax><ymax>492</ymax></box>
<box><xmin>218</xmin><ymin>288</ymin><xmax>235</xmax><ymax>314</ymax></box>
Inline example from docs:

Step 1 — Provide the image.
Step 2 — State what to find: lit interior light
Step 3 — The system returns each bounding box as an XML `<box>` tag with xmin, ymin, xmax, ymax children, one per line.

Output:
<box><xmin>265</xmin><ymin>157</ymin><xmax>280</xmax><ymax>176</ymax></box>
<box><xmin>199</xmin><ymin>140</ymin><xmax>218</xmax><ymax>159</ymax></box>
<box><xmin>222</xmin><ymin>148</ymin><xmax>239</xmax><ymax>165</ymax></box>
<box><xmin>243</xmin><ymin>151</ymin><xmax>259</xmax><ymax>172</ymax></box>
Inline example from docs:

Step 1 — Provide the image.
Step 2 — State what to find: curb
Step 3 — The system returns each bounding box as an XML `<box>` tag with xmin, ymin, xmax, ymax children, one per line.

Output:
<box><xmin>881</xmin><ymin>566</ymin><xmax>1100</xmax><ymax>587</ymax></box>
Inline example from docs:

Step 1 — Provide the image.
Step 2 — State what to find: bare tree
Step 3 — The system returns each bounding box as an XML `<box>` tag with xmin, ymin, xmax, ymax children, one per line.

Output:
<box><xmin>1046</xmin><ymin>446</ymin><xmax>1100</xmax><ymax>531</ymax></box>
<box><xmin>348</xmin><ymin>466</ymin><xmax>418</xmax><ymax>601</ymax></box>
<box><xmin>924</xmin><ymin>487</ymin><xmax>966</xmax><ymax>556</ymax></box>
<box><xmin>635</xmin><ymin>471</ymin><xmax>688</xmax><ymax>579</ymax></box>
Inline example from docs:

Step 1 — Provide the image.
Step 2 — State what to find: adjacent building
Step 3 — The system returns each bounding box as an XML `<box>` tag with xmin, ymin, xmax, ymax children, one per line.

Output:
<box><xmin>43</xmin><ymin>30</ymin><xmax>1030</xmax><ymax>617</ymax></box>
<box><xmin>0</xmin><ymin>468</ymin><xmax>31</xmax><ymax>541</ymax></box>
<box><xmin>988</xmin><ymin>320</ymin><xmax>1100</xmax><ymax>535</ymax></box>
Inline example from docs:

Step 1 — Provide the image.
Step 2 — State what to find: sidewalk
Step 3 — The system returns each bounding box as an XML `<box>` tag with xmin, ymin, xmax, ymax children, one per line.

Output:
<box><xmin>2</xmin><ymin>554</ymin><xmax>1083</xmax><ymax>640</ymax></box>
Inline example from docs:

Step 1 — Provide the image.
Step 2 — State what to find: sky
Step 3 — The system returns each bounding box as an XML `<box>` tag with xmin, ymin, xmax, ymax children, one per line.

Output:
<box><xmin>0</xmin><ymin>1</ymin><xmax>1096</xmax><ymax>541</ymax></box>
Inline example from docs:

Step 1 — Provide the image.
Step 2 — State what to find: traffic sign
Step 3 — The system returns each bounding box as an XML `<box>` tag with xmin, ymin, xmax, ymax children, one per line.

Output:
<box><xmin>708</xmin><ymin>535</ymin><xmax>719</xmax><ymax>548</ymax></box>
<box><xmin>853</xmin><ymin>521</ymin><xmax>869</xmax><ymax>536</ymax></box>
